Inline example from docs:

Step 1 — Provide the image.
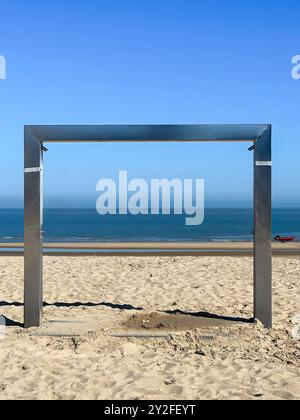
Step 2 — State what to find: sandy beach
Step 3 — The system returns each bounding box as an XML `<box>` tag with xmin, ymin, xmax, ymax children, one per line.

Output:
<box><xmin>0</xmin><ymin>255</ymin><xmax>299</xmax><ymax>400</ymax></box>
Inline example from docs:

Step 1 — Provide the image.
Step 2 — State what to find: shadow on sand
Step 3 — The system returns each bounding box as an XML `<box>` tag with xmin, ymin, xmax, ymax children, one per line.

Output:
<box><xmin>0</xmin><ymin>300</ymin><xmax>254</xmax><ymax>328</ymax></box>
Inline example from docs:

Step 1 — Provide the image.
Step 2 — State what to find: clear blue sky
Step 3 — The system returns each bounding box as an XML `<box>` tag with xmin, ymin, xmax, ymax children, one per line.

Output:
<box><xmin>0</xmin><ymin>0</ymin><xmax>299</xmax><ymax>208</ymax></box>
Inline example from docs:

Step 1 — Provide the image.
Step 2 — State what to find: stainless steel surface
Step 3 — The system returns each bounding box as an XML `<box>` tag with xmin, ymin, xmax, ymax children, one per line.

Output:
<box><xmin>24</xmin><ymin>124</ymin><xmax>272</xmax><ymax>328</ymax></box>
<box><xmin>254</xmin><ymin>127</ymin><xmax>272</xmax><ymax>328</ymax></box>
<box><xmin>27</xmin><ymin>124</ymin><xmax>270</xmax><ymax>143</ymax></box>
<box><xmin>24</xmin><ymin>128</ymin><xmax>44</xmax><ymax>328</ymax></box>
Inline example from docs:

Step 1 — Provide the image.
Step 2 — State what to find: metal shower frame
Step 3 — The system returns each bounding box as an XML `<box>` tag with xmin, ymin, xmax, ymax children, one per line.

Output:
<box><xmin>24</xmin><ymin>124</ymin><xmax>272</xmax><ymax>328</ymax></box>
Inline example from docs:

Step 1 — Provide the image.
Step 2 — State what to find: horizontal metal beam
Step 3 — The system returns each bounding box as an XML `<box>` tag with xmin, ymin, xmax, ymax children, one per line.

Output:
<box><xmin>26</xmin><ymin>124</ymin><xmax>270</xmax><ymax>143</ymax></box>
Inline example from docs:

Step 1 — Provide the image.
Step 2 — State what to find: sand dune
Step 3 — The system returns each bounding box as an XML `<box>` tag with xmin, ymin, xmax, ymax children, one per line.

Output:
<box><xmin>0</xmin><ymin>255</ymin><xmax>299</xmax><ymax>400</ymax></box>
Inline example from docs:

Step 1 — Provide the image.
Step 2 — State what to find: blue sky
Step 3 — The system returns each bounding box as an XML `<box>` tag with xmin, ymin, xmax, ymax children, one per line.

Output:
<box><xmin>0</xmin><ymin>0</ymin><xmax>299</xmax><ymax>208</ymax></box>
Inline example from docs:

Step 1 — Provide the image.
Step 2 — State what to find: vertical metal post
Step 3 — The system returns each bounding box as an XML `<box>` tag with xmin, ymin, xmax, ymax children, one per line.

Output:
<box><xmin>254</xmin><ymin>127</ymin><xmax>272</xmax><ymax>328</ymax></box>
<box><xmin>24</xmin><ymin>128</ymin><xmax>43</xmax><ymax>328</ymax></box>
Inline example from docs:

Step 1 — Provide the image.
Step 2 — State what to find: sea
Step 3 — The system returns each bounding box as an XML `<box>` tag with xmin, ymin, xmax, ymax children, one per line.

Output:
<box><xmin>0</xmin><ymin>208</ymin><xmax>299</xmax><ymax>243</ymax></box>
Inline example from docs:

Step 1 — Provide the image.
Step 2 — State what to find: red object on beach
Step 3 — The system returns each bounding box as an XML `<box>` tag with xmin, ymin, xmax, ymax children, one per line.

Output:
<box><xmin>274</xmin><ymin>235</ymin><xmax>296</xmax><ymax>243</ymax></box>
